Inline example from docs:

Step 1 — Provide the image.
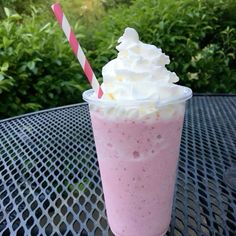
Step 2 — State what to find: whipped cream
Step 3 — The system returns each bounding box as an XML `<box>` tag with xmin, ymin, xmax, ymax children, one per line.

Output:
<box><xmin>100</xmin><ymin>27</ymin><xmax>183</xmax><ymax>102</ymax></box>
<box><xmin>84</xmin><ymin>27</ymin><xmax>192</xmax><ymax>120</ymax></box>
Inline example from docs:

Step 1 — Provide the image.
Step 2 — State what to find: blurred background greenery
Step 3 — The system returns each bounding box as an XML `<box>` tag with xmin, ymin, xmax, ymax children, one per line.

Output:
<box><xmin>0</xmin><ymin>0</ymin><xmax>235</xmax><ymax>118</ymax></box>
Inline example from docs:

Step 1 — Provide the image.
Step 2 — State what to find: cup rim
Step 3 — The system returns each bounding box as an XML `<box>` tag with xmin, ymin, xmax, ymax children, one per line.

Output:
<box><xmin>83</xmin><ymin>85</ymin><xmax>192</xmax><ymax>107</ymax></box>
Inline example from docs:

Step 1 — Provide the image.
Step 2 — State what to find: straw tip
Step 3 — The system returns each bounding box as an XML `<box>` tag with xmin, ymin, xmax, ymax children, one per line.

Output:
<box><xmin>51</xmin><ymin>3</ymin><xmax>61</xmax><ymax>10</ymax></box>
<box><xmin>98</xmin><ymin>87</ymin><xmax>103</xmax><ymax>98</ymax></box>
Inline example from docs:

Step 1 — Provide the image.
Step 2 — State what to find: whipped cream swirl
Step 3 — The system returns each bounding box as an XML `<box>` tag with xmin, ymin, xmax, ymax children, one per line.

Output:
<box><xmin>101</xmin><ymin>27</ymin><xmax>182</xmax><ymax>102</ymax></box>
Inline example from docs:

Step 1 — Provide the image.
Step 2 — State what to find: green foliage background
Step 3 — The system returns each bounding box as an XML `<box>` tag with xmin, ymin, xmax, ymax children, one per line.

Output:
<box><xmin>0</xmin><ymin>0</ymin><xmax>235</xmax><ymax>118</ymax></box>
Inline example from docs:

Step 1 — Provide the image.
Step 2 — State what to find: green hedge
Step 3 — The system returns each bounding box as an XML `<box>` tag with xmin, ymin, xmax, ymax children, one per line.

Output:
<box><xmin>0</xmin><ymin>8</ymin><xmax>89</xmax><ymax>118</ymax></box>
<box><xmin>90</xmin><ymin>0</ymin><xmax>236</xmax><ymax>93</ymax></box>
<box><xmin>0</xmin><ymin>0</ymin><xmax>236</xmax><ymax>118</ymax></box>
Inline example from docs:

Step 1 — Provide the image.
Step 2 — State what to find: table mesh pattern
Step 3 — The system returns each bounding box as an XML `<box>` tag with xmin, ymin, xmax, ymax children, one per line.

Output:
<box><xmin>0</xmin><ymin>96</ymin><xmax>235</xmax><ymax>236</ymax></box>
<box><xmin>0</xmin><ymin>105</ymin><xmax>110</xmax><ymax>236</ymax></box>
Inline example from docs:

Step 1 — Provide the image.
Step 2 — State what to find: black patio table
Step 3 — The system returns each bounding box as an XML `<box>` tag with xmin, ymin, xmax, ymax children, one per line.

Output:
<box><xmin>0</xmin><ymin>95</ymin><xmax>235</xmax><ymax>236</ymax></box>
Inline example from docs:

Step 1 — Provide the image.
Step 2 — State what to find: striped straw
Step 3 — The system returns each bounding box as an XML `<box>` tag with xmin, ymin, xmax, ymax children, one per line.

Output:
<box><xmin>51</xmin><ymin>3</ymin><xmax>103</xmax><ymax>98</ymax></box>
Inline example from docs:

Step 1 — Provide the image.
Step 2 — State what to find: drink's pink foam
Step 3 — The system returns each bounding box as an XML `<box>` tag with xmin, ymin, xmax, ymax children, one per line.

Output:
<box><xmin>91</xmin><ymin>111</ymin><xmax>184</xmax><ymax>236</ymax></box>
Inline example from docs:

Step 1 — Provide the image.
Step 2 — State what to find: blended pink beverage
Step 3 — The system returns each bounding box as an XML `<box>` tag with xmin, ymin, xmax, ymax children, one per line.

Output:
<box><xmin>83</xmin><ymin>28</ymin><xmax>192</xmax><ymax>236</ymax></box>
<box><xmin>90</xmin><ymin>110</ymin><xmax>184</xmax><ymax>236</ymax></box>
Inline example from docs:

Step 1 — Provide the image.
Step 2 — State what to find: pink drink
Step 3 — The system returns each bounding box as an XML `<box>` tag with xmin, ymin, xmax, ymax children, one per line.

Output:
<box><xmin>91</xmin><ymin>111</ymin><xmax>184</xmax><ymax>236</ymax></box>
<box><xmin>83</xmin><ymin>89</ymin><xmax>190</xmax><ymax>236</ymax></box>
<box><xmin>83</xmin><ymin>27</ymin><xmax>192</xmax><ymax>236</ymax></box>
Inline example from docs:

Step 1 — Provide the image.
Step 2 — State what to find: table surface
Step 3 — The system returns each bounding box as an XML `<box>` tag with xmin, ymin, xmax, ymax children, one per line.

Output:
<box><xmin>0</xmin><ymin>96</ymin><xmax>235</xmax><ymax>236</ymax></box>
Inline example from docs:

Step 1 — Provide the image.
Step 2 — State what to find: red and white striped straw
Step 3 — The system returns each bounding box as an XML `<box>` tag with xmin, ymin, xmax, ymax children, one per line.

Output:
<box><xmin>51</xmin><ymin>3</ymin><xmax>103</xmax><ymax>98</ymax></box>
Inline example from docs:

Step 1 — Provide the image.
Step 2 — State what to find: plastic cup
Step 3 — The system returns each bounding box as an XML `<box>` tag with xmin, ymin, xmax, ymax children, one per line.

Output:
<box><xmin>83</xmin><ymin>86</ymin><xmax>192</xmax><ymax>236</ymax></box>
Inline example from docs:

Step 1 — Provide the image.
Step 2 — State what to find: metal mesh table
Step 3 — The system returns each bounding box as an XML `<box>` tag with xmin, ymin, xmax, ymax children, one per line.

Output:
<box><xmin>0</xmin><ymin>96</ymin><xmax>235</xmax><ymax>236</ymax></box>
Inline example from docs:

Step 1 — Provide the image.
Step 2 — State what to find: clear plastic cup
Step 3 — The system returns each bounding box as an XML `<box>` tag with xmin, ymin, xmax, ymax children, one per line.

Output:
<box><xmin>83</xmin><ymin>86</ymin><xmax>192</xmax><ymax>236</ymax></box>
